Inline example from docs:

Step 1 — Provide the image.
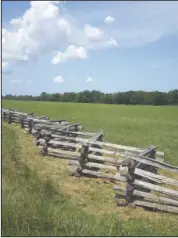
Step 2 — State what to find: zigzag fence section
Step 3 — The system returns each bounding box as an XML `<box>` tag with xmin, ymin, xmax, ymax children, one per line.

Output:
<box><xmin>2</xmin><ymin>108</ymin><xmax>178</xmax><ymax>214</ymax></box>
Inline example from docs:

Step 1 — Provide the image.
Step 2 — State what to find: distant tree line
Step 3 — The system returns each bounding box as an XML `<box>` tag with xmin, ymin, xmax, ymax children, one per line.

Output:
<box><xmin>2</xmin><ymin>89</ymin><xmax>178</xmax><ymax>106</ymax></box>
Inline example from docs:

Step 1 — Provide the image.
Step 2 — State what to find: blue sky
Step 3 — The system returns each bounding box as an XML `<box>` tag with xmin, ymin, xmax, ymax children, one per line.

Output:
<box><xmin>2</xmin><ymin>1</ymin><xmax>178</xmax><ymax>96</ymax></box>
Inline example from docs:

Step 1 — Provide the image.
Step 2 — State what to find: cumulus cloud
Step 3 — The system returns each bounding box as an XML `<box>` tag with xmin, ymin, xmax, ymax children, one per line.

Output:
<box><xmin>104</xmin><ymin>16</ymin><xmax>115</xmax><ymax>24</ymax></box>
<box><xmin>2</xmin><ymin>1</ymin><xmax>71</xmax><ymax>68</ymax></box>
<box><xmin>2</xmin><ymin>1</ymin><xmax>117</xmax><ymax>72</ymax></box>
<box><xmin>108</xmin><ymin>38</ymin><xmax>118</xmax><ymax>47</ymax></box>
<box><xmin>84</xmin><ymin>24</ymin><xmax>104</xmax><ymax>41</ymax></box>
<box><xmin>53</xmin><ymin>75</ymin><xmax>64</xmax><ymax>83</ymax></box>
<box><xmin>52</xmin><ymin>45</ymin><xmax>87</xmax><ymax>64</ymax></box>
<box><xmin>86</xmin><ymin>76</ymin><xmax>93</xmax><ymax>82</ymax></box>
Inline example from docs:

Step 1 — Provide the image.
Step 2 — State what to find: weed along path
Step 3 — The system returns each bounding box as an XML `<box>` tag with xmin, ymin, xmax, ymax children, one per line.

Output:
<box><xmin>2</xmin><ymin>121</ymin><xmax>178</xmax><ymax>236</ymax></box>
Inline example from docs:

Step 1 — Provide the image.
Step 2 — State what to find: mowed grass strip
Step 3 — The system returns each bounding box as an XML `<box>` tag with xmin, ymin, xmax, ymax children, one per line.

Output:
<box><xmin>2</xmin><ymin>100</ymin><xmax>178</xmax><ymax>165</ymax></box>
<box><xmin>2</xmin><ymin>121</ymin><xmax>178</xmax><ymax>236</ymax></box>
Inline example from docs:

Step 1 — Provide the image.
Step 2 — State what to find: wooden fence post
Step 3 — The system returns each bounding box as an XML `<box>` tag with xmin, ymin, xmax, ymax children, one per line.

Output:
<box><xmin>28</xmin><ymin>119</ymin><xmax>33</xmax><ymax>134</ymax></box>
<box><xmin>136</xmin><ymin>145</ymin><xmax>158</xmax><ymax>190</ymax></box>
<box><xmin>8</xmin><ymin>112</ymin><xmax>12</xmax><ymax>124</ymax></box>
<box><xmin>41</xmin><ymin>135</ymin><xmax>50</xmax><ymax>156</ymax></box>
<box><xmin>75</xmin><ymin>143</ymin><xmax>89</xmax><ymax>177</ymax></box>
<box><xmin>126</xmin><ymin>159</ymin><xmax>137</xmax><ymax>204</ymax></box>
<box><xmin>148</xmin><ymin>147</ymin><xmax>157</xmax><ymax>174</ymax></box>
<box><xmin>114</xmin><ymin>159</ymin><xmax>136</xmax><ymax>206</ymax></box>
<box><xmin>20</xmin><ymin>115</ymin><xmax>25</xmax><ymax>128</ymax></box>
<box><xmin>89</xmin><ymin>131</ymin><xmax>104</xmax><ymax>170</ymax></box>
<box><xmin>35</xmin><ymin>130</ymin><xmax>42</xmax><ymax>145</ymax></box>
<box><xmin>74</xmin><ymin>124</ymin><xmax>78</xmax><ymax>132</ymax></box>
<box><xmin>137</xmin><ymin>145</ymin><xmax>157</xmax><ymax>172</ymax></box>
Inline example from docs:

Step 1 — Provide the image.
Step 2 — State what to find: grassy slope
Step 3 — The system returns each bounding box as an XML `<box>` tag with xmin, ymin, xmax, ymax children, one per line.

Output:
<box><xmin>2</xmin><ymin>122</ymin><xmax>178</xmax><ymax>236</ymax></box>
<box><xmin>2</xmin><ymin>100</ymin><xmax>178</xmax><ymax>165</ymax></box>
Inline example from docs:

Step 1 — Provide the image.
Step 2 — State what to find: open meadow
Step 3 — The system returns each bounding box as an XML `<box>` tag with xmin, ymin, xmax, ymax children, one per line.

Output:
<box><xmin>2</xmin><ymin>100</ymin><xmax>178</xmax><ymax>236</ymax></box>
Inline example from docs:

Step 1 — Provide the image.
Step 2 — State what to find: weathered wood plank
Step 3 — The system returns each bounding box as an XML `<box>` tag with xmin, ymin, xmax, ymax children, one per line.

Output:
<box><xmin>113</xmin><ymin>187</ymin><xmax>178</xmax><ymax>206</ymax></box>
<box><xmin>48</xmin><ymin>140</ymin><xmax>81</xmax><ymax>149</ymax></box>
<box><xmin>8</xmin><ymin>111</ymin><xmax>28</xmax><ymax>116</ymax></box>
<box><xmin>125</xmin><ymin>153</ymin><xmax>178</xmax><ymax>172</ymax></box>
<box><xmin>134</xmin><ymin>168</ymin><xmax>178</xmax><ymax>187</ymax></box>
<box><xmin>41</xmin><ymin>129</ymin><xmax>96</xmax><ymax>137</ymax></box>
<box><xmin>47</xmin><ymin>147</ymin><xmax>80</xmax><ymax>157</ymax></box>
<box><xmin>34</xmin><ymin>123</ymin><xmax>68</xmax><ymax>129</ymax></box>
<box><xmin>88</xmin><ymin>154</ymin><xmax>122</xmax><ymax>164</ymax></box>
<box><xmin>134</xmin><ymin>200</ymin><xmax>178</xmax><ymax>214</ymax></box>
<box><xmin>133</xmin><ymin>179</ymin><xmax>178</xmax><ymax>199</ymax></box>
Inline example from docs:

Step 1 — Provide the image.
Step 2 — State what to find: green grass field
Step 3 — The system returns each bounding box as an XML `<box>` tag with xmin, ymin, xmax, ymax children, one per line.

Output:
<box><xmin>2</xmin><ymin>100</ymin><xmax>178</xmax><ymax>236</ymax></box>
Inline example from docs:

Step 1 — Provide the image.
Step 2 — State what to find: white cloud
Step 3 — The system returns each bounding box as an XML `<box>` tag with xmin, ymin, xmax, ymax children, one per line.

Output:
<box><xmin>53</xmin><ymin>75</ymin><xmax>64</xmax><ymax>83</ymax></box>
<box><xmin>10</xmin><ymin>79</ymin><xmax>23</xmax><ymax>84</ymax></box>
<box><xmin>84</xmin><ymin>24</ymin><xmax>104</xmax><ymax>41</ymax></box>
<box><xmin>2</xmin><ymin>1</ymin><xmax>112</xmax><ymax>72</ymax></box>
<box><xmin>86</xmin><ymin>76</ymin><xmax>93</xmax><ymax>83</ymax></box>
<box><xmin>2</xmin><ymin>1</ymin><xmax>71</xmax><ymax>67</ymax></box>
<box><xmin>104</xmin><ymin>16</ymin><xmax>115</xmax><ymax>24</ymax></box>
<box><xmin>108</xmin><ymin>38</ymin><xmax>118</xmax><ymax>47</ymax></box>
<box><xmin>26</xmin><ymin>80</ymin><xmax>32</xmax><ymax>84</ymax></box>
<box><xmin>52</xmin><ymin>45</ymin><xmax>87</xmax><ymax>64</ymax></box>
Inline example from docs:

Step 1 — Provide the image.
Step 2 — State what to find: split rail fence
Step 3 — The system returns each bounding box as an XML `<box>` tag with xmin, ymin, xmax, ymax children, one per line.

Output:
<box><xmin>2</xmin><ymin>108</ymin><xmax>178</xmax><ymax>214</ymax></box>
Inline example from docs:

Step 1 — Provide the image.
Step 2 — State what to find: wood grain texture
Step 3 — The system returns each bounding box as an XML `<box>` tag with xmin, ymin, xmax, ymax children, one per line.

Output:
<box><xmin>134</xmin><ymin>200</ymin><xmax>178</xmax><ymax>214</ymax></box>
<box><xmin>134</xmin><ymin>168</ymin><xmax>178</xmax><ymax>186</ymax></box>
<box><xmin>133</xmin><ymin>179</ymin><xmax>178</xmax><ymax>199</ymax></box>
